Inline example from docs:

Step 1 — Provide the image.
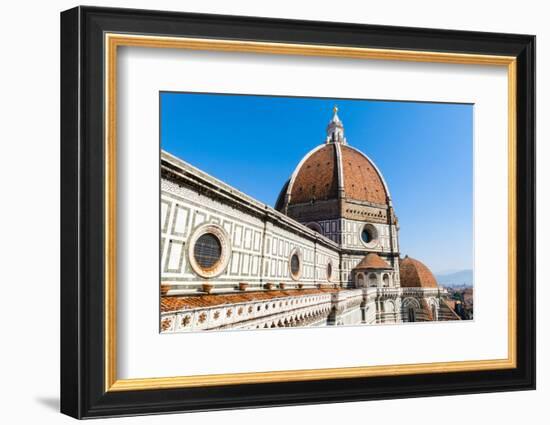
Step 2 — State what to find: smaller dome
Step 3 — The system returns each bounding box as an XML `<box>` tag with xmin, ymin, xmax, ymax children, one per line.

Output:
<box><xmin>399</xmin><ymin>256</ymin><xmax>438</xmax><ymax>288</ymax></box>
<box><xmin>355</xmin><ymin>253</ymin><xmax>391</xmax><ymax>270</ymax></box>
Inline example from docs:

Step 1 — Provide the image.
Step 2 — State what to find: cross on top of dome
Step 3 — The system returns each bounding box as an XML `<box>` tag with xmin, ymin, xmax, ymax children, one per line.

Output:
<box><xmin>326</xmin><ymin>105</ymin><xmax>347</xmax><ymax>144</ymax></box>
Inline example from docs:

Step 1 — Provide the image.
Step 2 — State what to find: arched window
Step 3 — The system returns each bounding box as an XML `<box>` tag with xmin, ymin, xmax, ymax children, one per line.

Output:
<box><xmin>382</xmin><ymin>274</ymin><xmax>390</xmax><ymax>287</ymax></box>
<box><xmin>306</xmin><ymin>222</ymin><xmax>323</xmax><ymax>234</ymax></box>
<box><xmin>408</xmin><ymin>307</ymin><xmax>416</xmax><ymax>322</ymax></box>
<box><xmin>357</xmin><ymin>273</ymin><xmax>364</xmax><ymax>287</ymax></box>
<box><xmin>368</xmin><ymin>273</ymin><xmax>378</xmax><ymax>287</ymax></box>
<box><xmin>326</xmin><ymin>262</ymin><xmax>333</xmax><ymax>281</ymax></box>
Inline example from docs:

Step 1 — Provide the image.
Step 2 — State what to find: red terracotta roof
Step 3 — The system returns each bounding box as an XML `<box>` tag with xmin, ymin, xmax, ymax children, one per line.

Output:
<box><xmin>354</xmin><ymin>253</ymin><xmax>391</xmax><ymax>270</ymax></box>
<box><xmin>289</xmin><ymin>144</ymin><xmax>338</xmax><ymax>204</ymax></box>
<box><xmin>161</xmin><ymin>288</ymin><xmax>339</xmax><ymax>313</ymax></box>
<box><xmin>399</xmin><ymin>256</ymin><xmax>438</xmax><ymax>288</ymax></box>
<box><xmin>341</xmin><ymin>145</ymin><xmax>387</xmax><ymax>205</ymax></box>
<box><xmin>280</xmin><ymin>143</ymin><xmax>389</xmax><ymax>210</ymax></box>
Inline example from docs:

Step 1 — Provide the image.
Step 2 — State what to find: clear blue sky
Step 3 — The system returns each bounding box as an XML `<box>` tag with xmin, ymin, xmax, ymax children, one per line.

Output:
<box><xmin>161</xmin><ymin>92</ymin><xmax>473</xmax><ymax>274</ymax></box>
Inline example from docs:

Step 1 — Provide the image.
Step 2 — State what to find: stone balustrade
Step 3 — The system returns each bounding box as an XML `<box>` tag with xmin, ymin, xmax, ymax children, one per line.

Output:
<box><xmin>161</xmin><ymin>290</ymin><xmax>343</xmax><ymax>333</ymax></box>
<box><xmin>160</xmin><ymin>285</ymin><xmax>456</xmax><ymax>333</ymax></box>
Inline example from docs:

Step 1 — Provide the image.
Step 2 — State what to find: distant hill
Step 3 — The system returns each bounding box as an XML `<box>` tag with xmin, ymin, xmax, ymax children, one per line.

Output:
<box><xmin>435</xmin><ymin>269</ymin><xmax>473</xmax><ymax>287</ymax></box>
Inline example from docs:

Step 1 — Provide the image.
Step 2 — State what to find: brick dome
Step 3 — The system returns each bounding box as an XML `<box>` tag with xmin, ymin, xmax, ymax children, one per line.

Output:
<box><xmin>275</xmin><ymin>108</ymin><xmax>390</xmax><ymax>211</ymax></box>
<box><xmin>284</xmin><ymin>143</ymin><xmax>339</xmax><ymax>205</ymax></box>
<box><xmin>355</xmin><ymin>253</ymin><xmax>391</xmax><ymax>270</ymax></box>
<box><xmin>399</xmin><ymin>256</ymin><xmax>438</xmax><ymax>288</ymax></box>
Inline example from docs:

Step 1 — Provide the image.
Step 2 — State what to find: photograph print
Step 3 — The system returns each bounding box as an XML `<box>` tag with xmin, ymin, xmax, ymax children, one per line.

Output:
<box><xmin>159</xmin><ymin>93</ymin><xmax>474</xmax><ymax>333</ymax></box>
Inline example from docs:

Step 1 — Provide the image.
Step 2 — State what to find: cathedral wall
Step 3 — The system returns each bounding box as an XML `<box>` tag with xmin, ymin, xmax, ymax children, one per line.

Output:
<box><xmin>336</xmin><ymin>306</ymin><xmax>363</xmax><ymax>326</ymax></box>
<box><xmin>161</xmin><ymin>179</ymin><xmax>265</xmax><ymax>290</ymax></box>
<box><xmin>315</xmin><ymin>218</ymin><xmax>342</xmax><ymax>244</ymax></box>
<box><xmin>363</xmin><ymin>299</ymin><xmax>378</xmax><ymax>324</ymax></box>
<box><xmin>262</xmin><ymin>222</ymin><xmax>317</xmax><ymax>283</ymax></box>
<box><xmin>315</xmin><ymin>243</ymin><xmax>341</xmax><ymax>284</ymax></box>
<box><xmin>161</xmin><ymin>175</ymin><xmax>341</xmax><ymax>294</ymax></box>
<box><xmin>339</xmin><ymin>218</ymin><xmax>398</xmax><ymax>253</ymax></box>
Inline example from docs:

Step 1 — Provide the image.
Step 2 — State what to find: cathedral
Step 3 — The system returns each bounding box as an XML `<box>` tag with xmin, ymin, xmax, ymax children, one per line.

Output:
<box><xmin>160</xmin><ymin>107</ymin><xmax>460</xmax><ymax>333</ymax></box>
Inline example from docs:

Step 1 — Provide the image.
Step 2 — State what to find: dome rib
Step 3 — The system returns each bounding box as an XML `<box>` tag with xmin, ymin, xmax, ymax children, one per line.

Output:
<box><xmin>341</xmin><ymin>145</ymin><xmax>391</xmax><ymax>204</ymax></box>
<box><xmin>284</xmin><ymin>144</ymin><xmax>339</xmax><ymax>205</ymax></box>
<box><xmin>274</xmin><ymin>178</ymin><xmax>290</xmax><ymax>211</ymax></box>
<box><xmin>334</xmin><ymin>141</ymin><xmax>345</xmax><ymax>194</ymax></box>
<box><xmin>276</xmin><ymin>108</ymin><xmax>394</xmax><ymax>212</ymax></box>
<box><xmin>277</xmin><ymin>142</ymin><xmax>392</xmax><ymax>211</ymax></box>
<box><xmin>283</xmin><ymin>144</ymin><xmax>325</xmax><ymax>203</ymax></box>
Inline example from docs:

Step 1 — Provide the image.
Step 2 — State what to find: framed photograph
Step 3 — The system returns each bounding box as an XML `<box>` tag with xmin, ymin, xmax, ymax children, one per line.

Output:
<box><xmin>60</xmin><ymin>6</ymin><xmax>535</xmax><ymax>419</ymax></box>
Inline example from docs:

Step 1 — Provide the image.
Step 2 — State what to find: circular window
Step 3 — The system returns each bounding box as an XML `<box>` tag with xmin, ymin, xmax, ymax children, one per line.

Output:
<box><xmin>359</xmin><ymin>224</ymin><xmax>378</xmax><ymax>247</ymax></box>
<box><xmin>193</xmin><ymin>233</ymin><xmax>222</xmax><ymax>270</ymax></box>
<box><xmin>188</xmin><ymin>224</ymin><xmax>231</xmax><ymax>278</ymax></box>
<box><xmin>361</xmin><ymin>228</ymin><xmax>372</xmax><ymax>243</ymax></box>
<box><xmin>290</xmin><ymin>254</ymin><xmax>300</xmax><ymax>275</ymax></box>
<box><xmin>288</xmin><ymin>248</ymin><xmax>302</xmax><ymax>280</ymax></box>
<box><xmin>326</xmin><ymin>261</ymin><xmax>333</xmax><ymax>281</ymax></box>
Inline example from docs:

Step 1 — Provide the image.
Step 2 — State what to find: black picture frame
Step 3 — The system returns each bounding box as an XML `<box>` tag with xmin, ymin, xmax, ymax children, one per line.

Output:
<box><xmin>61</xmin><ymin>5</ymin><xmax>535</xmax><ymax>419</ymax></box>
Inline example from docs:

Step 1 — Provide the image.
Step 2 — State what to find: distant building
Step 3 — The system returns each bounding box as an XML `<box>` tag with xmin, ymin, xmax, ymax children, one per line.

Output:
<box><xmin>160</xmin><ymin>107</ymin><xmax>460</xmax><ymax>332</ymax></box>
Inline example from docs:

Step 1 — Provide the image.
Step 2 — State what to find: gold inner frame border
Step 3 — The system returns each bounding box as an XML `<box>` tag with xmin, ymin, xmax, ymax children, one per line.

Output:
<box><xmin>104</xmin><ymin>33</ymin><xmax>517</xmax><ymax>392</ymax></box>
